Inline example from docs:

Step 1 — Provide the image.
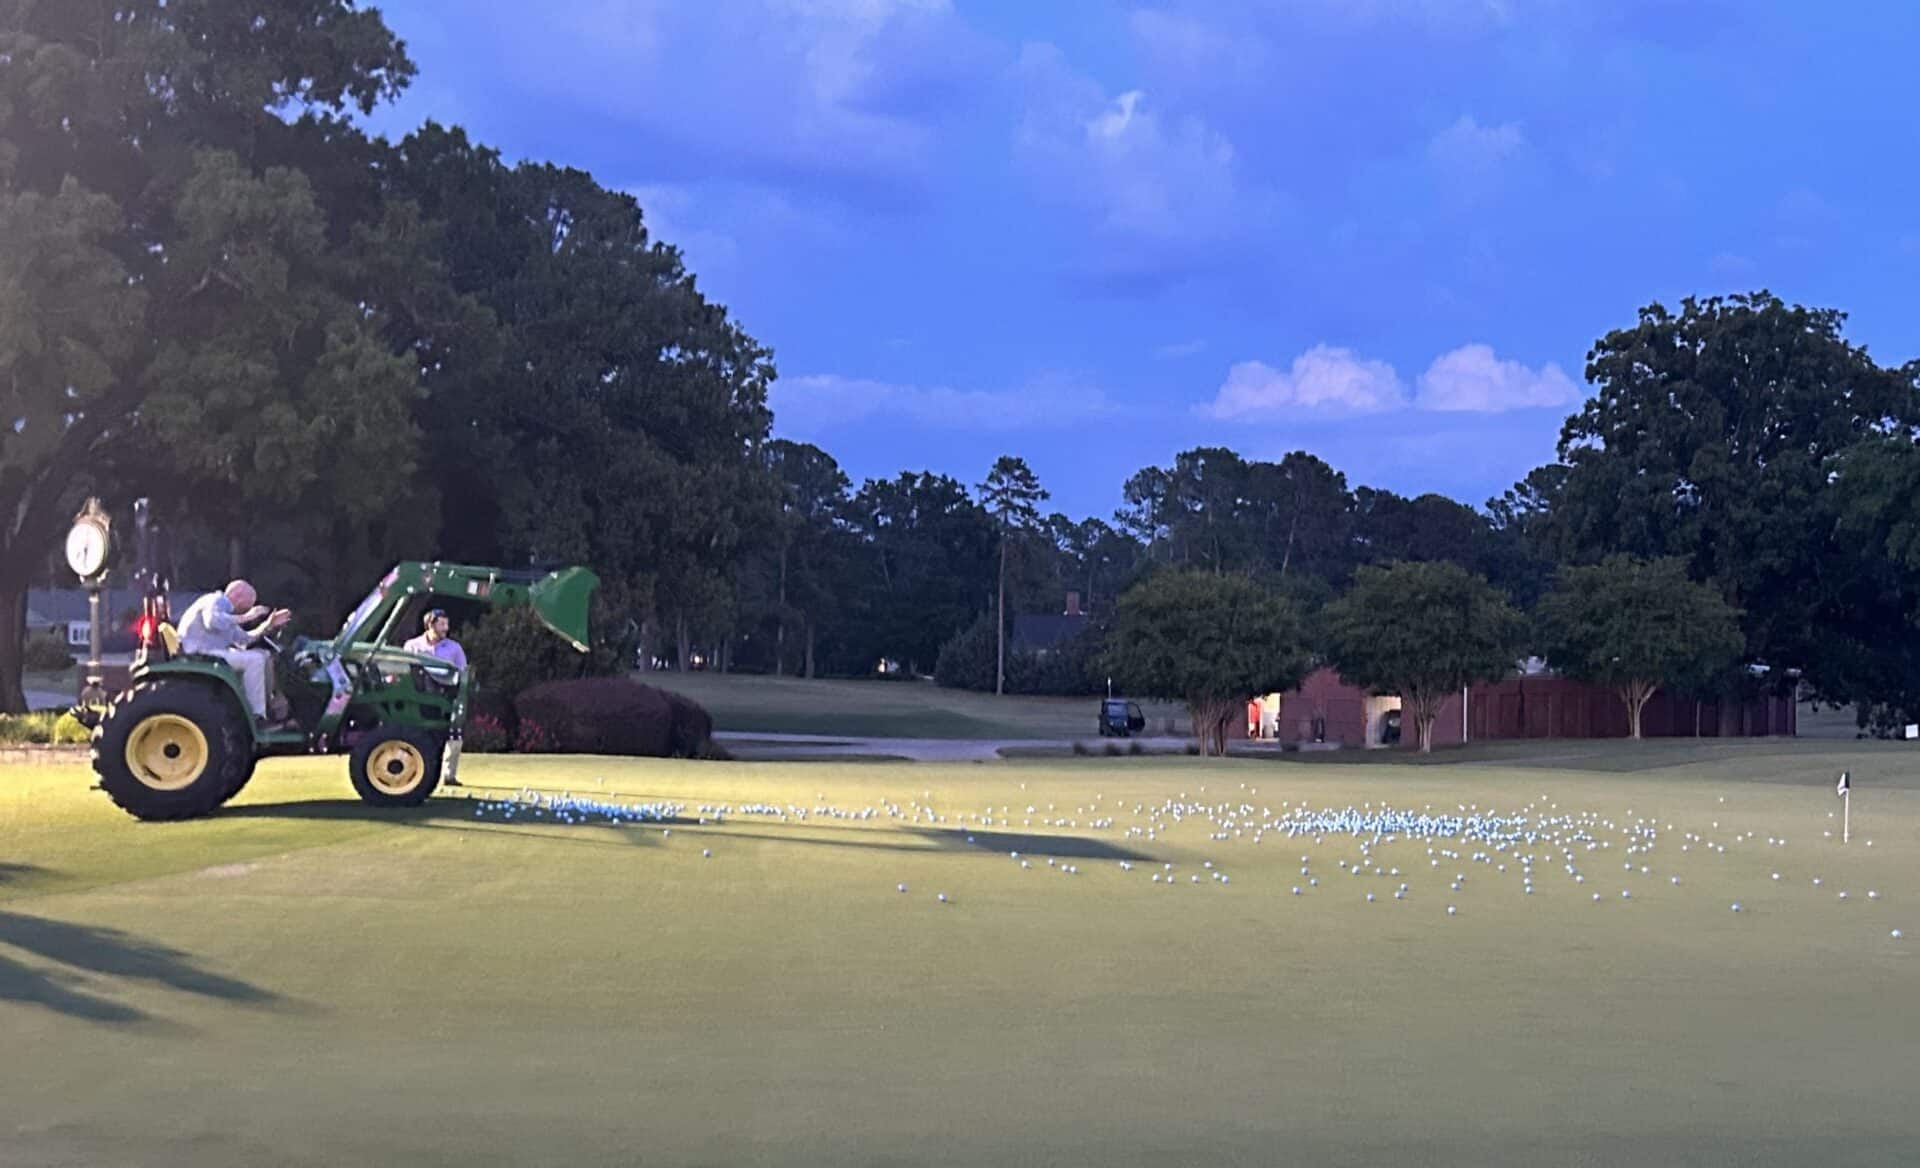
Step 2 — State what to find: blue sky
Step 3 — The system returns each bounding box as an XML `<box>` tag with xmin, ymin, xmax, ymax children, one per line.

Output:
<box><xmin>362</xmin><ymin>0</ymin><xmax>1920</xmax><ymax>523</ymax></box>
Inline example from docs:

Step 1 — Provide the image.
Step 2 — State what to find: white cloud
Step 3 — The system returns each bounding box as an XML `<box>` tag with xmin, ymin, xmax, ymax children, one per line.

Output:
<box><xmin>1014</xmin><ymin>43</ymin><xmax>1248</xmax><ymax>247</ymax></box>
<box><xmin>1413</xmin><ymin>343</ymin><xmax>1579</xmax><ymax>412</ymax></box>
<box><xmin>456</xmin><ymin>0</ymin><xmax>993</xmax><ymax>190</ymax></box>
<box><xmin>1428</xmin><ymin>114</ymin><xmax>1526</xmax><ymax>174</ymax></box>
<box><xmin>1201</xmin><ymin>341</ymin><xmax>1578</xmax><ymax>420</ymax></box>
<box><xmin>1128</xmin><ymin>8</ymin><xmax>1268</xmax><ymax>84</ymax></box>
<box><xmin>772</xmin><ymin>372</ymin><xmax>1115</xmax><ymax>434</ymax></box>
<box><xmin>1202</xmin><ymin>345</ymin><xmax>1408</xmax><ymax>419</ymax></box>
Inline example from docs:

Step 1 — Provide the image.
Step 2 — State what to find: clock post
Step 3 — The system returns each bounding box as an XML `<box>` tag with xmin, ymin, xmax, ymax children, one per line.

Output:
<box><xmin>67</xmin><ymin>497</ymin><xmax>112</xmax><ymax>709</ymax></box>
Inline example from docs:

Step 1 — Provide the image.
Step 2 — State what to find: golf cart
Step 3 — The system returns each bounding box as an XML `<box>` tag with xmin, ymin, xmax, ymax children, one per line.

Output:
<box><xmin>1098</xmin><ymin>697</ymin><xmax>1146</xmax><ymax>737</ymax></box>
<box><xmin>84</xmin><ymin>559</ymin><xmax>597</xmax><ymax>821</ymax></box>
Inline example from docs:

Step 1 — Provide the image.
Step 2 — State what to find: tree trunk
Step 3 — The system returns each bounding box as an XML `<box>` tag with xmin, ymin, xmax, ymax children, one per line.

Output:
<box><xmin>637</xmin><ymin>615</ymin><xmax>657</xmax><ymax>672</ymax></box>
<box><xmin>675</xmin><ymin>613</ymin><xmax>690</xmax><ymax>672</ymax></box>
<box><xmin>804</xmin><ymin>618</ymin><xmax>816</xmax><ymax>679</ymax></box>
<box><xmin>775</xmin><ymin>543</ymin><xmax>788</xmax><ymax>677</ymax></box>
<box><xmin>995</xmin><ymin>535</ymin><xmax>1006</xmax><ymax>696</ymax></box>
<box><xmin>0</xmin><ymin>578</ymin><xmax>29</xmax><ymax>715</ymax></box>
<box><xmin>1620</xmin><ymin>679</ymin><xmax>1658</xmax><ymax>739</ymax></box>
<box><xmin>719</xmin><ymin>637</ymin><xmax>731</xmax><ymax>674</ymax></box>
<box><xmin>1694</xmin><ymin>699</ymin><xmax>1702</xmax><ymax>737</ymax></box>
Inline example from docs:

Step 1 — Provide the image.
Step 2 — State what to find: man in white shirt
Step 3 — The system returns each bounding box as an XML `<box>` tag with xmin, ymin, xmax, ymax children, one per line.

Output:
<box><xmin>174</xmin><ymin>580</ymin><xmax>291</xmax><ymax>726</ymax></box>
<box><xmin>403</xmin><ymin>608</ymin><xmax>468</xmax><ymax>670</ymax></box>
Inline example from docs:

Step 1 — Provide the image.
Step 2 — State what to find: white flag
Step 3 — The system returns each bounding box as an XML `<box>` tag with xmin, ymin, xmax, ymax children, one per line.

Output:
<box><xmin>1836</xmin><ymin>771</ymin><xmax>1850</xmax><ymax>797</ymax></box>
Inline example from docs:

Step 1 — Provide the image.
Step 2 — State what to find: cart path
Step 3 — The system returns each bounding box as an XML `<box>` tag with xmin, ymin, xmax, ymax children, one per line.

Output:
<box><xmin>712</xmin><ymin>730</ymin><xmax>1195</xmax><ymax>762</ymax></box>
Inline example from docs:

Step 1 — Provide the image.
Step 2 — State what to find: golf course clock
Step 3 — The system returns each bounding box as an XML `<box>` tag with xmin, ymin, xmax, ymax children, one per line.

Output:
<box><xmin>66</xmin><ymin>498</ymin><xmax>111</xmax><ymax>581</ymax></box>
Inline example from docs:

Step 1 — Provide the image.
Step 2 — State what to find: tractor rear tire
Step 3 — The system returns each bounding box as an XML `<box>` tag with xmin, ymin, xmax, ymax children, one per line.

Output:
<box><xmin>215</xmin><ymin>754</ymin><xmax>259</xmax><ymax>807</ymax></box>
<box><xmin>349</xmin><ymin>726</ymin><xmax>443</xmax><ymax>807</ymax></box>
<box><xmin>92</xmin><ymin>680</ymin><xmax>249</xmax><ymax>822</ymax></box>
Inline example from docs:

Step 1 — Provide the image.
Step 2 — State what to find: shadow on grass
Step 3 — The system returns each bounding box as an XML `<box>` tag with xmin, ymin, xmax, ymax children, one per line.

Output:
<box><xmin>218</xmin><ymin>798</ymin><xmax>696</xmax><ymax>852</ymax></box>
<box><xmin>0</xmin><ymin>909</ymin><xmax>279</xmax><ymax>1024</ymax></box>
<box><xmin>0</xmin><ymin>862</ymin><xmax>47</xmax><ymax>886</ymax></box>
<box><xmin>911</xmin><ymin>828</ymin><xmax>1156</xmax><ymax>861</ymax></box>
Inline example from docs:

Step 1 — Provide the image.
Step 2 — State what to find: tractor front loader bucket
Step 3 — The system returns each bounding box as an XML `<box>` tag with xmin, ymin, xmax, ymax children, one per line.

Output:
<box><xmin>530</xmin><ymin>567</ymin><xmax>599</xmax><ymax>653</ymax></box>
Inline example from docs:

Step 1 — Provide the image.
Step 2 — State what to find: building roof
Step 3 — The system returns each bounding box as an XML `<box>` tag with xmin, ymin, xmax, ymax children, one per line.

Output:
<box><xmin>1010</xmin><ymin>613</ymin><xmax>1090</xmax><ymax>653</ymax></box>
<box><xmin>26</xmin><ymin>587</ymin><xmax>210</xmax><ymax>628</ymax></box>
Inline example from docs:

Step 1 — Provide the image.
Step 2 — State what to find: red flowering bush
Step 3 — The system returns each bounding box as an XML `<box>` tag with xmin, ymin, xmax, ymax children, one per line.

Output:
<box><xmin>512</xmin><ymin>716</ymin><xmax>560</xmax><ymax>753</ymax></box>
<box><xmin>465</xmin><ymin>713</ymin><xmax>511</xmax><ymax>753</ymax></box>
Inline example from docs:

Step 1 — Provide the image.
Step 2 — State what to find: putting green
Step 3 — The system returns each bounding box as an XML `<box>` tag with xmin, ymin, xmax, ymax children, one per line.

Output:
<box><xmin>3</xmin><ymin>745</ymin><xmax>1916</xmax><ymax>1167</ymax></box>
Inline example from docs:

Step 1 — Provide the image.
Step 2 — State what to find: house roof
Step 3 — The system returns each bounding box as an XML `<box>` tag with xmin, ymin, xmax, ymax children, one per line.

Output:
<box><xmin>1010</xmin><ymin>613</ymin><xmax>1090</xmax><ymax>653</ymax></box>
<box><xmin>26</xmin><ymin>588</ymin><xmax>211</xmax><ymax>628</ymax></box>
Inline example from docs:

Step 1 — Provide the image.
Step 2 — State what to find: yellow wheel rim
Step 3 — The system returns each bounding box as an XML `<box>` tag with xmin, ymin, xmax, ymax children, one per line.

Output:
<box><xmin>124</xmin><ymin>714</ymin><xmax>211</xmax><ymax>791</ymax></box>
<box><xmin>366</xmin><ymin>740</ymin><xmax>428</xmax><ymax>795</ymax></box>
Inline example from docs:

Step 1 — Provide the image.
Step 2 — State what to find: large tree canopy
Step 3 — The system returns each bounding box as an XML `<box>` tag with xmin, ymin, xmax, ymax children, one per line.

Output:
<box><xmin>1322</xmin><ymin>561</ymin><xmax>1526</xmax><ymax>753</ymax></box>
<box><xmin>1534</xmin><ymin>555</ymin><xmax>1745</xmax><ymax>738</ymax></box>
<box><xmin>1102</xmin><ymin>569</ymin><xmax>1312</xmax><ymax>755</ymax></box>
<box><xmin>0</xmin><ymin>0</ymin><xmax>419</xmax><ymax>711</ymax></box>
<box><xmin>1548</xmin><ymin>292</ymin><xmax>1920</xmax><ymax>708</ymax></box>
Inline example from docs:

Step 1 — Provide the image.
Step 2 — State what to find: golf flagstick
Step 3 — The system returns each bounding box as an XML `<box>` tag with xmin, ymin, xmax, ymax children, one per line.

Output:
<box><xmin>1837</xmin><ymin>770</ymin><xmax>1851</xmax><ymax>843</ymax></box>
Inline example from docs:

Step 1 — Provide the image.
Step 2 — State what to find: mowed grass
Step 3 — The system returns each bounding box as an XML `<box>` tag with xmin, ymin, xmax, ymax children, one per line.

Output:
<box><xmin>3</xmin><ymin>742</ymin><xmax>1918</xmax><ymax>1167</ymax></box>
<box><xmin>636</xmin><ymin>670</ymin><xmax>1189</xmax><ymax>739</ymax></box>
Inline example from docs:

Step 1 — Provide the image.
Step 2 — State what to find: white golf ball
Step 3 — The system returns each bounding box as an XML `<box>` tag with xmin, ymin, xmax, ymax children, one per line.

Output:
<box><xmin>1447</xmin><ymin>906</ymin><xmax>1457</xmax><ymax>915</ymax></box>
<box><xmin>1366</xmin><ymin>893</ymin><xmax>1375</xmax><ymax>903</ymax></box>
<box><xmin>1893</xmin><ymin>930</ymin><xmax>1904</xmax><ymax>939</ymax></box>
<box><xmin>937</xmin><ymin>893</ymin><xmax>948</xmax><ymax>903</ymax></box>
<box><xmin>1292</xmin><ymin>886</ymin><xmax>1301</xmax><ymax>895</ymax></box>
<box><xmin>898</xmin><ymin>883</ymin><xmax>908</xmax><ymax>893</ymax></box>
<box><xmin>1868</xmin><ymin>891</ymin><xmax>1879</xmax><ymax>900</ymax></box>
<box><xmin>1731</xmin><ymin>903</ymin><xmax>1742</xmax><ymax>912</ymax></box>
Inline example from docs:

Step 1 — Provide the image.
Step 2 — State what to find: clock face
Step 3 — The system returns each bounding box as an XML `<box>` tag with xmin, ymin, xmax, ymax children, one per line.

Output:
<box><xmin>66</xmin><ymin>522</ymin><xmax>106</xmax><ymax>578</ymax></box>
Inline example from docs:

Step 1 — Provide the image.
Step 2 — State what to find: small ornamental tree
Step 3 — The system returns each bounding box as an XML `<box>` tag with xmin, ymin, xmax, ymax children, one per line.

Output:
<box><xmin>1102</xmin><ymin>570</ymin><xmax>1312</xmax><ymax>755</ymax></box>
<box><xmin>1534</xmin><ymin>554</ymin><xmax>1744</xmax><ymax>739</ymax></box>
<box><xmin>1323</xmin><ymin>561</ymin><xmax>1527</xmax><ymax>753</ymax></box>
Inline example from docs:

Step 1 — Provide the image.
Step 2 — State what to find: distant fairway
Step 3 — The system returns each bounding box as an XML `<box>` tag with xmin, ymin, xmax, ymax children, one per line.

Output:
<box><xmin>632</xmin><ymin>670</ymin><xmax>1190</xmax><ymax>739</ymax></box>
<box><xmin>4</xmin><ymin>740</ymin><xmax>1917</xmax><ymax>1166</ymax></box>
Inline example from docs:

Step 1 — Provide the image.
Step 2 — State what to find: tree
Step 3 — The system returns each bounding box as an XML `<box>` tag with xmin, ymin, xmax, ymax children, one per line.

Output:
<box><xmin>845</xmin><ymin>472</ymin><xmax>996</xmax><ymax>674</ymax></box>
<box><xmin>1534</xmin><ymin>555</ymin><xmax>1744</xmax><ymax>738</ymax></box>
<box><xmin>0</xmin><ymin>1</ymin><xmax>418</xmax><ymax>712</ymax></box>
<box><xmin>380</xmin><ymin>128</ymin><xmax>777</xmax><ymax>668</ymax></box>
<box><xmin>1551</xmin><ymin>292</ymin><xmax>1920</xmax><ymax>701</ymax></box>
<box><xmin>1322</xmin><ymin>561</ymin><xmax>1526</xmax><ymax>753</ymax></box>
<box><xmin>1102</xmin><ymin>570</ymin><xmax>1312</xmax><ymax>755</ymax></box>
<box><xmin>977</xmin><ymin>456</ymin><xmax>1048</xmax><ymax>695</ymax></box>
<box><xmin>1824</xmin><ymin>435</ymin><xmax>1920</xmax><ymax>734</ymax></box>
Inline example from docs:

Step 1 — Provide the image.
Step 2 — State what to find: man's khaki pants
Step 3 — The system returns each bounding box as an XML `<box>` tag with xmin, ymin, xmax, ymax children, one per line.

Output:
<box><xmin>215</xmin><ymin>648</ymin><xmax>270</xmax><ymax>718</ymax></box>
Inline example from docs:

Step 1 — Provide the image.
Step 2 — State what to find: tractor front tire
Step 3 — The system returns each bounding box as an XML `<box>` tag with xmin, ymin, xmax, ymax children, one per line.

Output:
<box><xmin>92</xmin><ymin>680</ymin><xmax>249</xmax><ymax>821</ymax></box>
<box><xmin>349</xmin><ymin>726</ymin><xmax>443</xmax><ymax>807</ymax></box>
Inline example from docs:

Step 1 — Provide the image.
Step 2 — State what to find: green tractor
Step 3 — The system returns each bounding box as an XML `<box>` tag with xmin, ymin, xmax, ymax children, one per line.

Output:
<box><xmin>86</xmin><ymin>560</ymin><xmax>598</xmax><ymax>822</ymax></box>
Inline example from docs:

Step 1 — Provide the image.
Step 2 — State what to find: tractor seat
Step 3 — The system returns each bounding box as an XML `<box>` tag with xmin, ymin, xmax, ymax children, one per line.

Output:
<box><xmin>150</xmin><ymin>623</ymin><xmax>218</xmax><ymax>664</ymax></box>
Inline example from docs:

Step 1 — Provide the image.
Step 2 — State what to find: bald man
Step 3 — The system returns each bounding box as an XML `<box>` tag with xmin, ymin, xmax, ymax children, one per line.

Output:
<box><xmin>175</xmin><ymin>579</ymin><xmax>291</xmax><ymax>725</ymax></box>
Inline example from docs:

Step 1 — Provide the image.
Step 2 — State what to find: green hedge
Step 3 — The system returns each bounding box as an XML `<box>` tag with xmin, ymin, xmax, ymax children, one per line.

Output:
<box><xmin>0</xmin><ymin>711</ymin><xmax>92</xmax><ymax>745</ymax></box>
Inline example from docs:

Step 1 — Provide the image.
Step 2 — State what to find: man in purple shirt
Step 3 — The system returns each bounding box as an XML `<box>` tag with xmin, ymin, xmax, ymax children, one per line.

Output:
<box><xmin>403</xmin><ymin>608</ymin><xmax>468</xmax><ymax>670</ymax></box>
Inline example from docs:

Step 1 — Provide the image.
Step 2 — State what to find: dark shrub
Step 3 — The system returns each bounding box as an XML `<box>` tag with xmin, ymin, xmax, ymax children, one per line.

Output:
<box><xmin>511</xmin><ymin>678</ymin><xmax>714</xmax><ymax>758</ymax></box>
<box><xmin>21</xmin><ymin>635</ymin><xmax>73</xmax><ymax>672</ymax></box>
